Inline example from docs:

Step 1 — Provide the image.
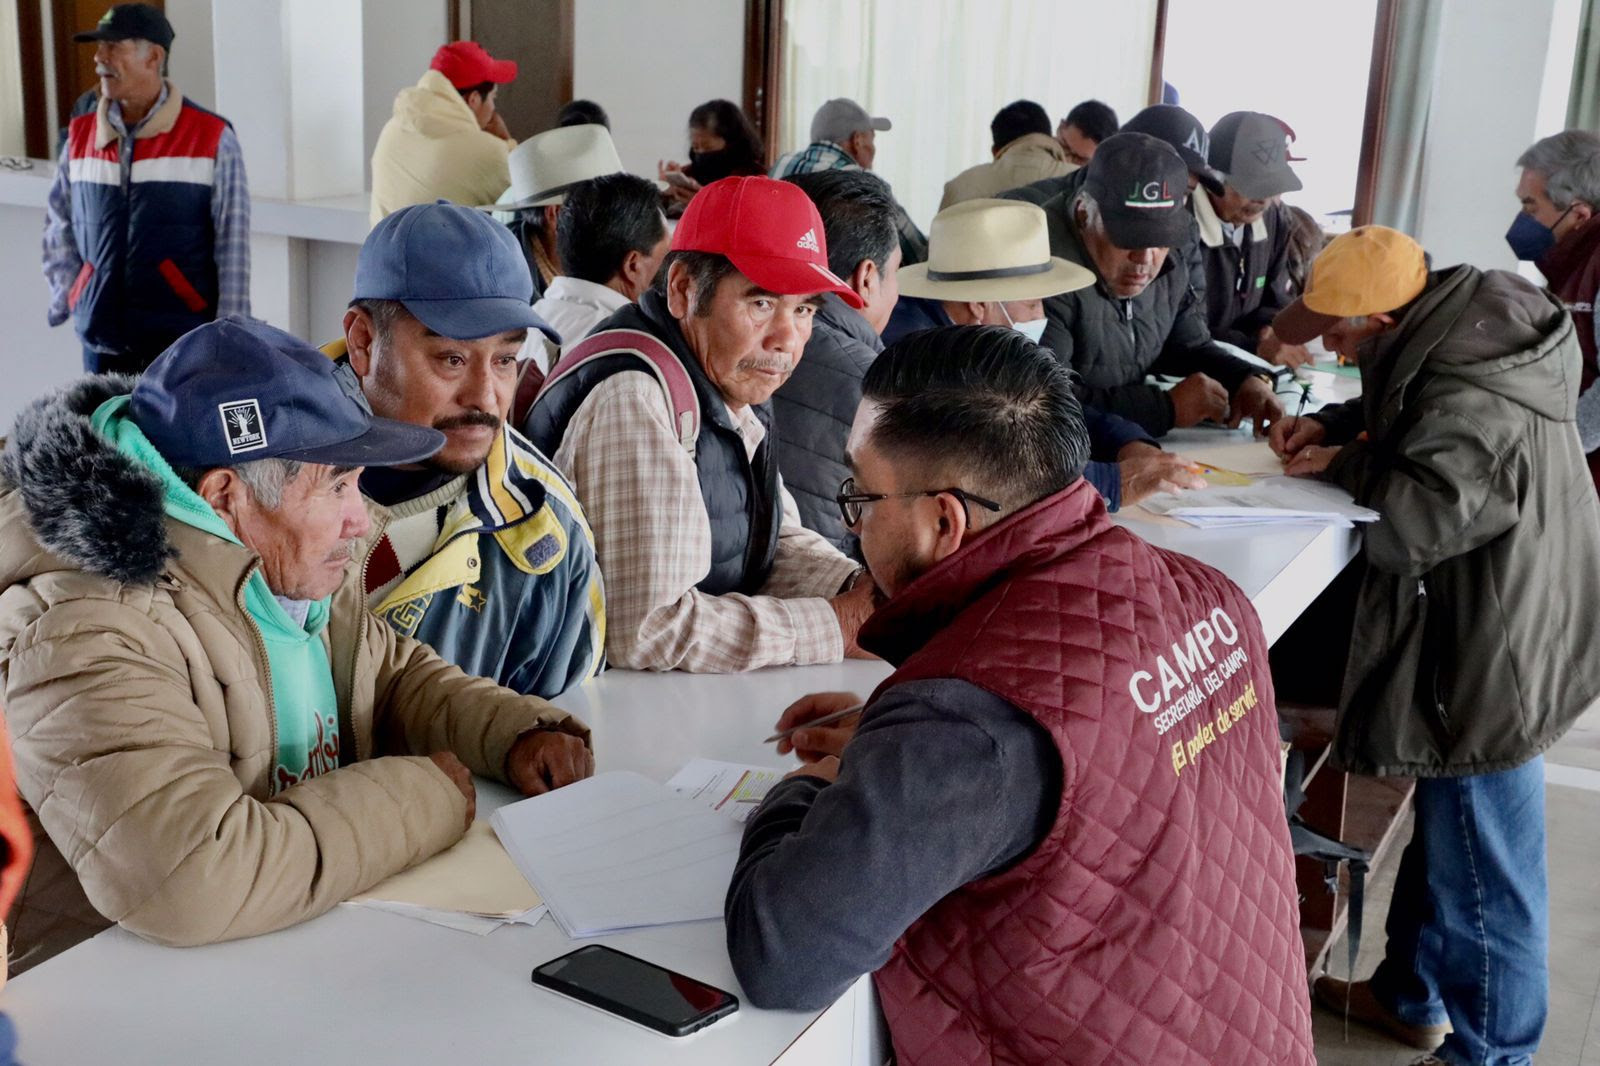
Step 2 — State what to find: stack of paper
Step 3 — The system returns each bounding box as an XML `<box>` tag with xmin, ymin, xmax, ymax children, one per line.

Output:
<box><xmin>492</xmin><ymin>771</ymin><xmax>744</xmax><ymax>937</ymax></box>
<box><xmin>347</xmin><ymin>821</ymin><xmax>547</xmax><ymax>935</ymax></box>
<box><xmin>666</xmin><ymin>758</ymin><xmax>784</xmax><ymax>823</ymax></box>
<box><xmin>1141</xmin><ymin>476</ymin><xmax>1379</xmax><ymax>529</ymax></box>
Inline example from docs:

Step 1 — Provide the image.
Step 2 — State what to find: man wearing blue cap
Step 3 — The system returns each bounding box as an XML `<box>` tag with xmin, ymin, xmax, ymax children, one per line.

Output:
<box><xmin>0</xmin><ymin>319</ymin><xmax>593</xmax><ymax>969</ymax></box>
<box><xmin>332</xmin><ymin>201</ymin><xmax>604</xmax><ymax>699</ymax></box>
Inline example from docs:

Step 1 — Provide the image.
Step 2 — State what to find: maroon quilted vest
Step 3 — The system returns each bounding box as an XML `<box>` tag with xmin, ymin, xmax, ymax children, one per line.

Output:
<box><xmin>1538</xmin><ymin>218</ymin><xmax>1600</xmax><ymax>492</ymax></box>
<box><xmin>858</xmin><ymin>481</ymin><xmax>1314</xmax><ymax>1066</ymax></box>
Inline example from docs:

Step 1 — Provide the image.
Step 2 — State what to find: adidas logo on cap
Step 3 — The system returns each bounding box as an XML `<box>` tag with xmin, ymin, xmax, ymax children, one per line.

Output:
<box><xmin>796</xmin><ymin>228</ymin><xmax>820</xmax><ymax>253</ymax></box>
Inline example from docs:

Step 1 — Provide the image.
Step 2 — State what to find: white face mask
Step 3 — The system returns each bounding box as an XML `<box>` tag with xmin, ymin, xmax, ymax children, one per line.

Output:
<box><xmin>998</xmin><ymin>302</ymin><xmax>1048</xmax><ymax>344</ymax></box>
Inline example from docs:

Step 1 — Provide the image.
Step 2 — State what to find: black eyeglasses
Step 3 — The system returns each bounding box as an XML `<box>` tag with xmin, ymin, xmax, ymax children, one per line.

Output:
<box><xmin>835</xmin><ymin>476</ymin><xmax>1002</xmax><ymax>528</ymax></box>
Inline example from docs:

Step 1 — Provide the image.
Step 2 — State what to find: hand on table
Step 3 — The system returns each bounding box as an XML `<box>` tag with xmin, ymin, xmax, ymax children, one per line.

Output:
<box><xmin>773</xmin><ymin>691</ymin><xmax>863</xmax><ymax>761</ymax></box>
<box><xmin>1229</xmin><ymin>376</ymin><xmax>1284</xmax><ymax>437</ymax></box>
<box><xmin>1268</xmin><ymin>414</ymin><xmax>1327</xmax><ymax>459</ymax></box>
<box><xmin>784</xmin><ymin>756</ymin><xmax>840</xmax><ymax>784</ymax></box>
<box><xmin>1116</xmin><ymin>442</ymin><xmax>1207</xmax><ymax>506</ymax></box>
<box><xmin>1257</xmin><ymin>326</ymin><xmax>1313</xmax><ymax>369</ymax></box>
<box><xmin>506</xmin><ymin>730</ymin><xmax>594</xmax><ymax>796</ymax></box>
<box><xmin>428</xmin><ymin>751</ymin><xmax>476</xmax><ymax>830</ymax></box>
<box><xmin>1283</xmin><ymin>445</ymin><xmax>1341</xmax><ymax>479</ymax></box>
<box><xmin>1170</xmin><ymin>373</ymin><xmax>1229</xmax><ymax>427</ymax></box>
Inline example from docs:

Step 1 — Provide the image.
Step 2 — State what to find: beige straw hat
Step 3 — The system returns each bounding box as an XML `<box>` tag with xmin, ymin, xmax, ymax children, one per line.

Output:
<box><xmin>897</xmin><ymin>198</ymin><xmax>1094</xmax><ymax>302</ymax></box>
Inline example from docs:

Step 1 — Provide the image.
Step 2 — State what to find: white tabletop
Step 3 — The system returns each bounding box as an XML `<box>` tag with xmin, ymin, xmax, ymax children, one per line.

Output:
<box><xmin>5</xmin><ymin>381</ymin><xmax>1366</xmax><ymax>1065</ymax></box>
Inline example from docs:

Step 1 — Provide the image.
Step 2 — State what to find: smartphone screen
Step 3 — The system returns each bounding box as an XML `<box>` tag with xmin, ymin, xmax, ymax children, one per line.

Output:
<box><xmin>532</xmin><ymin>945</ymin><xmax>739</xmax><ymax>1037</ymax></box>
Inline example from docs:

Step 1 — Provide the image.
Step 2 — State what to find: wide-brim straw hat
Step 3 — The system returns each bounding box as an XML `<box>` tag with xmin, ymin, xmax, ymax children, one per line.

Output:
<box><xmin>897</xmin><ymin>199</ymin><xmax>1095</xmax><ymax>302</ymax></box>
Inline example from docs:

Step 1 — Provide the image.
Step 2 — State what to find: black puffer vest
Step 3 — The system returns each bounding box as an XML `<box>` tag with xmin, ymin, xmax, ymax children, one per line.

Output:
<box><xmin>522</xmin><ymin>291</ymin><xmax>780</xmax><ymax>595</ymax></box>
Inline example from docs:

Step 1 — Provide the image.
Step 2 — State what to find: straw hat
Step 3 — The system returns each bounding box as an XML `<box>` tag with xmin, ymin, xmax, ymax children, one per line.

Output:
<box><xmin>489</xmin><ymin>124</ymin><xmax>625</xmax><ymax>211</ymax></box>
<box><xmin>897</xmin><ymin>199</ymin><xmax>1094</xmax><ymax>302</ymax></box>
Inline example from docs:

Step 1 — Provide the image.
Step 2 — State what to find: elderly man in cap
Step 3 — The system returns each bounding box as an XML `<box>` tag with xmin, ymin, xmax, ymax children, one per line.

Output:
<box><xmin>1191</xmin><ymin>111</ymin><xmax>1309</xmax><ymax>366</ymax></box>
<box><xmin>42</xmin><ymin>2</ymin><xmax>250</xmax><ymax>375</ymax></box>
<box><xmin>1020</xmin><ymin>131</ymin><xmax>1284</xmax><ymax>437</ymax></box>
<box><xmin>333</xmin><ymin>201</ymin><xmax>604</xmax><ymax>700</ymax></box>
<box><xmin>1271</xmin><ymin>227</ymin><xmax>1600</xmax><ymax>1065</ymax></box>
<box><xmin>0</xmin><ymin>320</ymin><xmax>593</xmax><ymax>971</ymax></box>
<box><xmin>886</xmin><ymin>198</ymin><xmax>1206</xmax><ymax>512</ymax></box>
<box><xmin>523</xmin><ymin>176</ymin><xmax>875</xmax><ymax>672</ymax></box>
<box><xmin>495</xmin><ymin>124</ymin><xmax>627</xmax><ymax>301</ymax></box>
<box><xmin>369</xmin><ymin>41</ymin><xmax>520</xmax><ymax>224</ymax></box>
<box><xmin>772</xmin><ymin>98</ymin><xmax>927</xmax><ymax>265</ymax></box>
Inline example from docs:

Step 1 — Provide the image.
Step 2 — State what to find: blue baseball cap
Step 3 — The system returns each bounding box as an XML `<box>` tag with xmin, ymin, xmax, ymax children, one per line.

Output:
<box><xmin>352</xmin><ymin>200</ymin><xmax>560</xmax><ymax>343</ymax></box>
<box><xmin>131</xmin><ymin>318</ymin><xmax>446</xmax><ymax>469</ymax></box>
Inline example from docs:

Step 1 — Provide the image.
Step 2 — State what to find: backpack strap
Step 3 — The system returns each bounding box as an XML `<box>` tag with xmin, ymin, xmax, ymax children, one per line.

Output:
<box><xmin>539</xmin><ymin>328</ymin><xmax>701</xmax><ymax>457</ymax></box>
<box><xmin>509</xmin><ymin>357</ymin><xmax>547</xmax><ymax>430</ymax></box>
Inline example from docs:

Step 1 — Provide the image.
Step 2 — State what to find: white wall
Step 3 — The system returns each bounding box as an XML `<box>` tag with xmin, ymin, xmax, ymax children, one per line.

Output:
<box><xmin>361</xmin><ymin>0</ymin><xmax>448</xmax><ymax>188</ymax></box>
<box><xmin>164</xmin><ymin>0</ymin><xmax>215</xmax><ymax>107</ymax></box>
<box><xmin>0</xmin><ymin>201</ymin><xmax>82</xmax><ymax>433</ymax></box>
<box><xmin>1414</xmin><ymin>0</ymin><xmax>1561</xmax><ymax>271</ymax></box>
<box><xmin>573</xmin><ymin>0</ymin><xmax>747</xmax><ymax>179</ymax></box>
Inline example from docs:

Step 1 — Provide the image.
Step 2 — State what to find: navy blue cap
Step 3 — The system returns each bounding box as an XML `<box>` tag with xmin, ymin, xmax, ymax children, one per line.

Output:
<box><xmin>131</xmin><ymin>318</ymin><xmax>445</xmax><ymax>469</ymax></box>
<box><xmin>353</xmin><ymin>201</ymin><xmax>560</xmax><ymax>343</ymax></box>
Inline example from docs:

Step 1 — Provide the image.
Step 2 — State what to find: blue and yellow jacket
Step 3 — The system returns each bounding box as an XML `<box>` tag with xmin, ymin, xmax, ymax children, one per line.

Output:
<box><xmin>364</xmin><ymin>421</ymin><xmax>606</xmax><ymax>698</ymax></box>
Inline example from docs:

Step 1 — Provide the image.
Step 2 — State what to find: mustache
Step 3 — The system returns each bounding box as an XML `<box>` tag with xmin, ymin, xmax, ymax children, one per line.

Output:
<box><xmin>433</xmin><ymin>412</ymin><xmax>502</xmax><ymax>432</ymax></box>
<box><xmin>324</xmin><ymin>540</ymin><xmax>358</xmax><ymax>564</ymax></box>
<box><xmin>736</xmin><ymin>358</ymin><xmax>794</xmax><ymax>374</ymax></box>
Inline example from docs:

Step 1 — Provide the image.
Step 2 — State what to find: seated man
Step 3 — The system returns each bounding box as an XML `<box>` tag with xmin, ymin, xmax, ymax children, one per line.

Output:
<box><xmin>940</xmin><ymin>100</ymin><xmax>1075</xmax><ymax>210</ymax></box>
<box><xmin>533</xmin><ymin>172</ymin><xmax>671</xmax><ymax>364</ymax></box>
<box><xmin>0</xmin><ymin>319</ymin><xmax>592</xmax><ymax>970</ymax></box>
<box><xmin>1029</xmin><ymin>132</ymin><xmax>1283</xmax><ymax>436</ymax></box>
<box><xmin>337</xmin><ymin>201</ymin><xmax>604</xmax><ymax>699</ymax></box>
<box><xmin>888</xmin><ymin>198</ymin><xmax>1205</xmax><ymax>512</ymax></box>
<box><xmin>1271</xmin><ymin>227</ymin><xmax>1600</xmax><ymax>1065</ymax></box>
<box><xmin>1058</xmin><ymin>97</ymin><xmax>1118</xmax><ymax>165</ymax></box>
<box><xmin>523</xmin><ymin>177</ymin><xmax>875</xmax><ymax>672</ymax></box>
<box><xmin>773</xmin><ymin>168</ymin><xmax>903</xmax><ymax>549</ymax></box>
<box><xmin>725</xmin><ymin>325</ymin><xmax>1314</xmax><ymax>1064</ymax></box>
<box><xmin>497</xmin><ymin>124</ymin><xmax>627</xmax><ymax>301</ymax></box>
<box><xmin>369</xmin><ymin>41</ymin><xmax>519</xmax><ymax>224</ymax></box>
<box><xmin>1194</xmin><ymin>111</ymin><xmax>1307</xmax><ymax>366</ymax></box>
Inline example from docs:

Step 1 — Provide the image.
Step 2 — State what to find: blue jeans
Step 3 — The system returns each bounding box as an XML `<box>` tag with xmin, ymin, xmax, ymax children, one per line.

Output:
<box><xmin>1369</xmin><ymin>757</ymin><xmax>1549</xmax><ymax>1066</ymax></box>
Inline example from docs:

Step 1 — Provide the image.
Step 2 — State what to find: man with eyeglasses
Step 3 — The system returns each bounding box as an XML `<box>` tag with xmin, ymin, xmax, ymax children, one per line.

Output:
<box><xmin>523</xmin><ymin>176</ymin><xmax>875</xmax><ymax>672</ymax></box>
<box><xmin>725</xmin><ymin>324</ymin><xmax>1314</xmax><ymax>1064</ymax></box>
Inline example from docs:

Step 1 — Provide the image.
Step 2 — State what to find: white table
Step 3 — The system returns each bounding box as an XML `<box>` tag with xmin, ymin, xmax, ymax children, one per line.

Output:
<box><xmin>6</xmin><ymin>397</ymin><xmax>1367</xmax><ymax>1065</ymax></box>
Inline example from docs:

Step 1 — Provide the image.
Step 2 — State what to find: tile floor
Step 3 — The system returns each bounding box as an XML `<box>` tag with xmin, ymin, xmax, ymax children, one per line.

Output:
<box><xmin>1312</xmin><ymin>702</ymin><xmax>1600</xmax><ymax>1065</ymax></box>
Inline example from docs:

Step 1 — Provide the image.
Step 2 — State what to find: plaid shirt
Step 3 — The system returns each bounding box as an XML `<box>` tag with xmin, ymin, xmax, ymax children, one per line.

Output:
<box><xmin>770</xmin><ymin>140</ymin><xmax>928</xmax><ymax>264</ymax></box>
<box><xmin>42</xmin><ymin>83</ymin><xmax>251</xmax><ymax>329</ymax></box>
<box><xmin>552</xmin><ymin>371</ymin><xmax>859</xmax><ymax>673</ymax></box>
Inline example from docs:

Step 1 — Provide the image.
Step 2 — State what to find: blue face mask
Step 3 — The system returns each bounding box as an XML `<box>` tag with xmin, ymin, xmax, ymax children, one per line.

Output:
<box><xmin>1505</xmin><ymin>209</ymin><xmax>1568</xmax><ymax>262</ymax></box>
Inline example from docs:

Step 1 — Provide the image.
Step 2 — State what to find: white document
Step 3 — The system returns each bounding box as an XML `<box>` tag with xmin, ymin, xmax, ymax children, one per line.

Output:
<box><xmin>667</xmin><ymin>758</ymin><xmax>785</xmax><ymax>823</ymax></box>
<box><xmin>1141</xmin><ymin>476</ymin><xmax>1379</xmax><ymax>529</ymax></box>
<box><xmin>491</xmin><ymin>770</ymin><xmax>744</xmax><ymax>937</ymax></box>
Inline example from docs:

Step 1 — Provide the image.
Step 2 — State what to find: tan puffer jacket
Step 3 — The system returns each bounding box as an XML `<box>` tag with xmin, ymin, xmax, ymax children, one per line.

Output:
<box><xmin>0</xmin><ymin>377</ymin><xmax>590</xmax><ymax>972</ymax></box>
<box><xmin>369</xmin><ymin>68</ymin><xmax>514</xmax><ymax>224</ymax></box>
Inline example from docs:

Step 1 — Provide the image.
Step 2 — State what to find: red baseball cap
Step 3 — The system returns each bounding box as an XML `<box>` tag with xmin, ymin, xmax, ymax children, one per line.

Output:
<box><xmin>430</xmin><ymin>41</ymin><xmax>517</xmax><ymax>89</ymax></box>
<box><xmin>672</xmin><ymin>176</ymin><xmax>864</xmax><ymax>309</ymax></box>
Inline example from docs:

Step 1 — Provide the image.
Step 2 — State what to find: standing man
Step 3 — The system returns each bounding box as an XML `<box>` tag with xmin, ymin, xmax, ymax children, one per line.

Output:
<box><xmin>42</xmin><ymin>3</ymin><xmax>250</xmax><ymax>375</ymax></box>
<box><xmin>1028</xmin><ymin>132</ymin><xmax>1283</xmax><ymax>437</ymax></box>
<box><xmin>1194</xmin><ymin>111</ymin><xmax>1307</xmax><ymax>366</ymax></box>
<box><xmin>336</xmin><ymin>202</ymin><xmax>605</xmax><ymax>699</ymax></box>
<box><xmin>369</xmin><ymin>41</ymin><xmax>519</xmax><ymax>224</ymax></box>
<box><xmin>772</xmin><ymin>98</ymin><xmax>927</xmax><ymax>265</ymax></box>
<box><xmin>726</xmin><ymin>325</ymin><xmax>1314</xmax><ymax>1065</ymax></box>
<box><xmin>1271</xmin><ymin>227</ymin><xmax>1600</xmax><ymax>1066</ymax></box>
<box><xmin>523</xmin><ymin>177</ymin><xmax>876</xmax><ymax>673</ymax></box>
<box><xmin>1511</xmin><ymin>130</ymin><xmax>1600</xmax><ymax>493</ymax></box>
<box><xmin>1057</xmin><ymin>98</ymin><xmax>1118</xmax><ymax>166</ymax></box>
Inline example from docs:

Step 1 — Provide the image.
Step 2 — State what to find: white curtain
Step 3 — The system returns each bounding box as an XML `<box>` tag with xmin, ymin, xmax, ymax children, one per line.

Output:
<box><xmin>780</xmin><ymin>0</ymin><xmax>1157</xmax><ymax>235</ymax></box>
<box><xmin>1569</xmin><ymin>0</ymin><xmax>1600</xmax><ymax>131</ymax></box>
<box><xmin>1368</xmin><ymin>0</ymin><xmax>1446</xmax><ymax>235</ymax></box>
<box><xmin>0</xmin><ymin>1</ymin><xmax>26</xmax><ymax>158</ymax></box>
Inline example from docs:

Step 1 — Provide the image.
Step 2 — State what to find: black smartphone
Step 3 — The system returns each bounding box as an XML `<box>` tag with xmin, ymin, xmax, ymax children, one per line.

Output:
<box><xmin>531</xmin><ymin>945</ymin><xmax>739</xmax><ymax>1037</ymax></box>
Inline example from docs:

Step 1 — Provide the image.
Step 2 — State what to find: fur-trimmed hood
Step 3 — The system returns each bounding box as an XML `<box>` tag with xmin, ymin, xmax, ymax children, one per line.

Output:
<box><xmin>0</xmin><ymin>375</ymin><xmax>174</xmax><ymax>586</ymax></box>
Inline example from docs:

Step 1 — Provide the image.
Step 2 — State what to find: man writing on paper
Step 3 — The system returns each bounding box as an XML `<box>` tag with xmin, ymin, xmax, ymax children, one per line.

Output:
<box><xmin>1271</xmin><ymin>226</ymin><xmax>1600</xmax><ymax>1065</ymax></box>
<box><xmin>725</xmin><ymin>326</ymin><xmax>1314</xmax><ymax>1065</ymax></box>
<box><xmin>523</xmin><ymin>177</ymin><xmax>876</xmax><ymax>672</ymax></box>
<box><xmin>0</xmin><ymin>320</ymin><xmax>592</xmax><ymax>972</ymax></box>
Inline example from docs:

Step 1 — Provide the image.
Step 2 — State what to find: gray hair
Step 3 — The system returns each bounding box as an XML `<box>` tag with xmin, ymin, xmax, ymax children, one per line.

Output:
<box><xmin>129</xmin><ymin>39</ymin><xmax>170</xmax><ymax>77</ymax></box>
<box><xmin>1517</xmin><ymin>131</ymin><xmax>1600</xmax><ymax>210</ymax></box>
<box><xmin>1074</xmin><ymin>190</ymin><xmax>1105</xmax><ymax>232</ymax></box>
<box><xmin>176</xmin><ymin>457</ymin><xmax>305</xmax><ymax>510</ymax></box>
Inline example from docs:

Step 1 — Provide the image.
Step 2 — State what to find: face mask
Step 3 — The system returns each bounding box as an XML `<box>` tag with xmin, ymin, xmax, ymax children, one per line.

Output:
<box><xmin>1505</xmin><ymin>208</ymin><xmax>1568</xmax><ymax>262</ymax></box>
<box><xmin>688</xmin><ymin>147</ymin><xmax>747</xmax><ymax>185</ymax></box>
<box><xmin>998</xmin><ymin>303</ymin><xmax>1048</xmax><ymax>344</ymax></box>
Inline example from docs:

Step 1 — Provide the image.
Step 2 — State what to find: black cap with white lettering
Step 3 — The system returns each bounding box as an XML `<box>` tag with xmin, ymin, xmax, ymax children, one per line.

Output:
<box><xmin>1080</xmin><ymin>132</ymin><xmax>1192</xmax><ymax>250</ymax></box>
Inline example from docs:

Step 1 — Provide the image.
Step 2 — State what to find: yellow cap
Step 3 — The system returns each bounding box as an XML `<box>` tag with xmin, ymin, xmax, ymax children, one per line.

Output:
<box><xmin>1273</xmin><ymin>225</ymin><xmax>1428</xmax><ymax>344</ymax></box>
